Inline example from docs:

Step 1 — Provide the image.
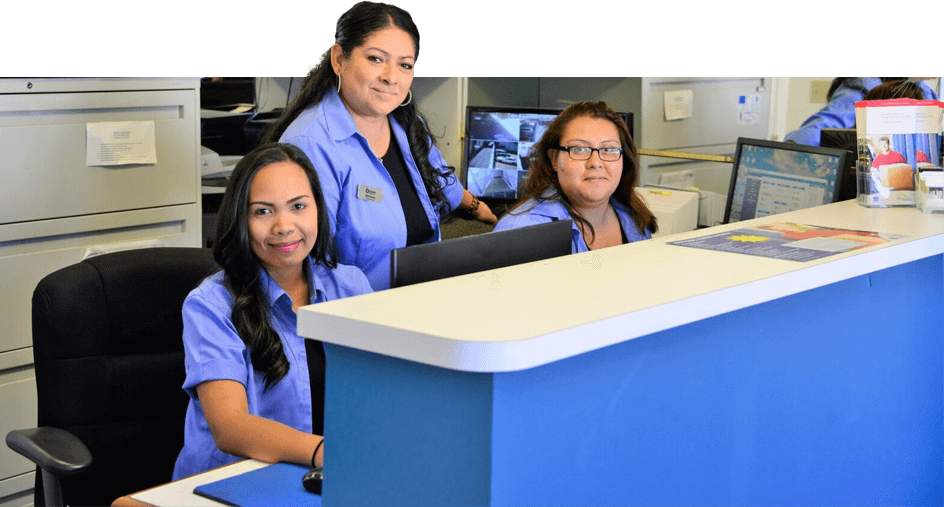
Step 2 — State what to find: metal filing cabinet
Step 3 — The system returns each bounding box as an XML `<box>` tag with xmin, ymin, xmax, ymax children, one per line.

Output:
<box><xmin>0</xmin><ymin>78</ymin><xmax>202</xmax><ymax>506</ymax></box>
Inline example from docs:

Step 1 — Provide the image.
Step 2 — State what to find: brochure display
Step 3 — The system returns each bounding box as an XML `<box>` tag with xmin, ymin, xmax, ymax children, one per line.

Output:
<box><xmin>916</xmin><ymin>169</ymin><xmax>944</xmax><ymax>213</ymax></box>
<box><xmin>854</xmin><ymin>99</ymin><xmax>944</xmax><ymax>207</ymax></box>
<box><xmin>668</xmin><ymin>222</ymin><xmax>906</xmax><ymax>262</ymax></box>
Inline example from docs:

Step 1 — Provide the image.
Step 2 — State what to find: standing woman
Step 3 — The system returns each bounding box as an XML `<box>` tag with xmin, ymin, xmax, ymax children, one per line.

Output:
<box><xmin>493</xmin><ymin>101</ymin><xmax>657</xmax><ymax>253</ymax></box>
<box><xmin>266</xmin><ymin>1</ymin><xmax>497</xmax><ymax>291</ymax></box>
<box><xmin>172</xmin><ymin>143</ymin><xmax>372</xmax><ymax>480</ymax></box>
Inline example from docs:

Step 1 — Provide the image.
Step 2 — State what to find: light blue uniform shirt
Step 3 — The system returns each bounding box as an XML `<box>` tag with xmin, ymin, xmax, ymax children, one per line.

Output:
<box><xmin>492</xmin><ymin>193</ymin><xmax>652</xmax><ymax>253</ymax></box>
<box><xmin>172</xmin><ymin>258</ymin><xmax>372</xmax><ymax>480</ymax></box>
<box><xmin>280</xmin><ymin>88</ymin><xmax>465</xmax><ymax>291</ymax></box>
<box><xmin>785</xmin><ymin>78</ymin><xmax>938</xmax><ymax>146</ymax></box>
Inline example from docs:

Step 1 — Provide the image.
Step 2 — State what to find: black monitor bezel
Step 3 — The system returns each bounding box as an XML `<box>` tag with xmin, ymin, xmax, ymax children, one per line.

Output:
<box><xmin>461</xmin><ymin>105</ymin><xmax>633</xmax><ymax>206</ymax></box>
<box><xmin>723</xmin><ymin>137</ymin><xmax>850</xmax><ymax>224</ymax></box>
<box><xmin>819</xmin><ymin>128</ymin><xmax>858</xmax><ymax>202</ymax></box>
<box><xmin>390</xmin><ymin>219</ymin><xmax>573</xmax><ymax>289</ymax></box>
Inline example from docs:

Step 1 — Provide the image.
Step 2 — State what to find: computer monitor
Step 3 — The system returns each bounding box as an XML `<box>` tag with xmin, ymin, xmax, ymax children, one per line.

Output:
<box><xmin>723</xmin><ymin>138</ymin><xmax>849</xmax><ymax>224</ymax></box>
<box><xmin>462</xmin><ymin>106</ymin><xmax>633</xmax><ymax>207</ymax></box>
<box><xmin>199</xmin><ymin>77</ymin><xmax>256</xmax><ymax>110</ymax></box>
<box><xmin>390</xmin><ymin>220</ymin><xmax>573</xmax><ymax>288</ymax></box>
<box><xmin>820</xmin><ymin>128</ymin><xmax>858</xmax><ymax>202</ymax></box>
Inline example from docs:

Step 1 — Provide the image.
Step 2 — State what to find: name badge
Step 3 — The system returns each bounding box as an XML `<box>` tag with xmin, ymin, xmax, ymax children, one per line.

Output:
<box><xmin>356</xmin><ymin>184</ymin><xmax>383</xmax><ymax>203</ymax></box>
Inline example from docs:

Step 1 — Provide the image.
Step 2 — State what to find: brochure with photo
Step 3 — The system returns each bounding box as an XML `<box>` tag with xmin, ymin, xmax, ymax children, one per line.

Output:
<box><xmin>854</xmin><ymin>99</ymin><xmax>944</xmax><ymax>208</ymax></box>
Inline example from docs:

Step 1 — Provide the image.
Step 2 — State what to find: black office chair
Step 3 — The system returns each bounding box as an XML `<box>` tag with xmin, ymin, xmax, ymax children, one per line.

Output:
<box><xmin>5</xmin><ymin>247</ymin><xmax>218</xmax><ymax>507</ymax></box>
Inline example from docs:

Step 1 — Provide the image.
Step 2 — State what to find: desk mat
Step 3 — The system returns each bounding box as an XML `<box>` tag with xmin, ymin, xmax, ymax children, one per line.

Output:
<box><xmin>193</xmin><ymin>462</ymin><xmax>321</xmax><ymax>506</ymax></box>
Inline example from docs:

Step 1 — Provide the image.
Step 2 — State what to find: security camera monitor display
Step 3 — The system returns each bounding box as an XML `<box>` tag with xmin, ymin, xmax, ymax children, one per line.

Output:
<box><xmin>463</xmin><ymin>106</ymin><xmax>633</xmax><ymax>204</ymax></box>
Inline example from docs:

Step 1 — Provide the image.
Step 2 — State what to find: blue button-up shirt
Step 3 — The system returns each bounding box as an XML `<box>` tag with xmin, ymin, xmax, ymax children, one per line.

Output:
<box><xmin>172</xmin><ymin>258</ymin><xmax>372</xmax><ymax>480</ymax></box>
<box><xmin>785</xmin><ymin>78</ymin><xmax>939</xmax><ymax>146</ymax></box>
<box><xmin>280</xmin><ymin>89</ymin><xmax>464</xmax><ymax>290</ymax></box>
<box><xmin>492</xmin><ymin>192</ymin><xmax>652</xmax><ymax>253</ymax></box>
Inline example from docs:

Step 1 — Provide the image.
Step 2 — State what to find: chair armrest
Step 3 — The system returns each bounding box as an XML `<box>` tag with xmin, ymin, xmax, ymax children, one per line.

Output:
<box><xmin>6</xmin><ymin>427</ymin><xmax>93</xmax><ymax>477</ymax></box>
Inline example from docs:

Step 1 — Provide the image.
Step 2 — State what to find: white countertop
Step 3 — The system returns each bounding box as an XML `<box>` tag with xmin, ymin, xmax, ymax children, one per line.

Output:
<box><xmin>129</xmin><ymin>459</ymin><xmax>268</xmax><ymax>506</ymax></box>
<box><xmin>298</xmin><ymin>201</ymin><xmax>944</xmax><ymax>373</ymax></box>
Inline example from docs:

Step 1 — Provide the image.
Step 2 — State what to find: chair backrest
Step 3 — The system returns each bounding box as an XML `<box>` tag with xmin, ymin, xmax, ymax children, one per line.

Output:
<box><xmin>31</xmin><ymin>247</ymin><xmax>218</xmax><ymax>506</ymax></box>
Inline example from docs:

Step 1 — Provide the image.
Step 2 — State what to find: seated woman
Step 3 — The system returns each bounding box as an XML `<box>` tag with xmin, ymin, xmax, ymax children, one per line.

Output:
<box><xmin>493</xmin><ymin>101</ymin><xmax>657</xmax><ymax>253</ymax></box>
<box><xmin>172</xmin><ymin>143</ymin><xmax>372</xmax><ymax>480</ymax></box>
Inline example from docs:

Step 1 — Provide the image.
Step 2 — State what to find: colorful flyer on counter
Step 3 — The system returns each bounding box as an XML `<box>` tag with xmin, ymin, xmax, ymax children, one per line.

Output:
<box><xmin>668</xmin><ymin>222</ymin><xmax>907</xmax><ymax>262</ymax></box>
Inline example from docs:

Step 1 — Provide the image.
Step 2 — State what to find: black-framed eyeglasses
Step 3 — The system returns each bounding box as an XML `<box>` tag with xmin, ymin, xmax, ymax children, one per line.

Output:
<box><xmin>555</xmin><ymin>145</ymin><xmax>623</xmax><ymax>161</ymax></box>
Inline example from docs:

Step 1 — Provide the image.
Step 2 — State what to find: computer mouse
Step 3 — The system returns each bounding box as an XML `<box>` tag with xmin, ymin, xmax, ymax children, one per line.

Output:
<box><xmin>302</xmin><ymin>466</ymin><xmax>323</xmax><ymax>495</ymax></box>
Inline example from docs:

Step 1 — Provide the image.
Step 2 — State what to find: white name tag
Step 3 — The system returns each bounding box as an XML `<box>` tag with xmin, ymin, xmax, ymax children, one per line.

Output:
<box><xmin>356</xmin><ymin>184</ymin><xmax>383</xmax><ymax>203</ymax></box>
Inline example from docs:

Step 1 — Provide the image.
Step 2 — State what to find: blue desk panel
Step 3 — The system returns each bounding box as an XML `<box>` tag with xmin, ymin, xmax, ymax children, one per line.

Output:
<box><xmin>324</xmin><ymin>255</ymin><xmax>943</xmax><ymax>506</ymax></box>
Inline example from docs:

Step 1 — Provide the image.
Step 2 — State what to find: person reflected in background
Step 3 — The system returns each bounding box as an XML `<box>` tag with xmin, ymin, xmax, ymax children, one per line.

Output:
<box><xmin>172</xmin><ymin>143</ymin><xmax>372</xmax><ymax>480</ymax></box>
<box><xmin>264</xmin><ymin>1</ymin><xmax>496</xmax><ymax>291</ymax></box>
<box><xmin>785</xmin><ymin>77</ymin><xmax>938</xmax><ymax>146</ymax></box>
<box><xmin>492</xmin><ymin>101</ymin><xmax>657</xmax><ymax>253</ymax></box>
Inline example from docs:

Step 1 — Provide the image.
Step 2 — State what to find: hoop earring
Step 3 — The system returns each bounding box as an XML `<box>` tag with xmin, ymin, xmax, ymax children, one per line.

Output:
<box><xmin>400</xmin><ymin>89</ymin><xmax>412</xmax><ymax>107</ymax></box>
<box><xmin>336</xmin><ymin>74</ymin><xmax>341</xmax><ymax>94</ymax></box>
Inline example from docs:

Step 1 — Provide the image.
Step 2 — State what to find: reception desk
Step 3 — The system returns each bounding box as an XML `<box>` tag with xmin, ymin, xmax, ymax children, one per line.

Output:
<box><xmin>298</xmin><ymin>201</ymin><xmax>944</xmax><ymax>506</ymax></box>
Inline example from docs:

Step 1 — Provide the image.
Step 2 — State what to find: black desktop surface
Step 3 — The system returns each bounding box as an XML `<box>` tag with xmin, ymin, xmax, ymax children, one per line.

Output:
<box><xmin>390</xmin><ymin>220</ymin><xmax>573</xmax><ymax>288</ymax></box>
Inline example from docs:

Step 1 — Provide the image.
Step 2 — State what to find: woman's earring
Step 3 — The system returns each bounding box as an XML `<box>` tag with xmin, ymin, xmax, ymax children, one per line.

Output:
<box><xmin>336</xmin><ymin>74</ymin><xmax>341</xmax><ymax>94</ymax></box>
<box><xmin>400</xmin><ymin>89</ymin><xmax>412</xmax><ymax>107</ymax></box>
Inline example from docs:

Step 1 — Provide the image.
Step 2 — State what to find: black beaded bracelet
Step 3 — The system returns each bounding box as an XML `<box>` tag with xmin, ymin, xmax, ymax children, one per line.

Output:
<box><xmin>467</xmin><ymin>196</ymin><xmax>481</xmax><ymax>214</ymax></box>
<box><xmin>312</xmin><ymin>439</ymin><xmax>324</xmax><ymax>468</ymax></box>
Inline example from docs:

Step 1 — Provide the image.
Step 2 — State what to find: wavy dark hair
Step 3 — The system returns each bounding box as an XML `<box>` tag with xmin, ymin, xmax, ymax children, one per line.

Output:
<box><xmin>510</xmin><ymin>101</ymin><xmax>657</xmax><ymax>242</ymax></box>
<box><xmin>264</xmin><ymin>1</ymin><xmax>456</xmax><ymax>214</ymax></box>
<box><xmin>213</xmin><ymin>142</ymin><xmax>336</xmax><ymax>390</ymax></box>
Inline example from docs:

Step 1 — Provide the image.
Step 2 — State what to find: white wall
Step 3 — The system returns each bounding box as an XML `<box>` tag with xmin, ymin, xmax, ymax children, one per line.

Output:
<box><xmin>769</xmin><ymin>77</ymin><xmax>832</xmax><ymax>142</ymax></box>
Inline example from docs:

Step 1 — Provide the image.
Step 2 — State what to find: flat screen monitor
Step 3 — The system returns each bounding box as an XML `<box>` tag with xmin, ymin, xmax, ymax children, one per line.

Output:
<box><xmin>723</xmin><ymin>138</ymin><xmax>848</xmax><ymax>224</ymax></box>
<box><xmin>462</xmin><ymin>106</ymin><xmax>633</xmax><ymax>206</ymax></box>
<box><xmin>390</xmin><ymin>220</ymin><xmax>573</xmax><ymax>288</ymax></box>
<box><xmin>820</xmin><ymin>128</ymin><xmax>857</xmax><ymax>202</ymax></box>
<box><xmin>200</xmin><ymin>77</ymin><xmax>256</xmax><ymax>111</ymax></box>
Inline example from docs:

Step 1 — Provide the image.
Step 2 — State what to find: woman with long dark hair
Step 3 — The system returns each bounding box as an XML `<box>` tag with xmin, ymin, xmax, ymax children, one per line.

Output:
<box><xmin>172</xmin><ymin>143</ymin><xmax>372</xmax><ymax>480</ymax></box>
<box><xmin>266</xmin><ymin>1</ymin><xmax>496</xmax><ymax>291</ymax></box>
<box><xmin>492</xmin><ymin>101</ymin><xmax>656</xmax><ymax>252</ymax></box>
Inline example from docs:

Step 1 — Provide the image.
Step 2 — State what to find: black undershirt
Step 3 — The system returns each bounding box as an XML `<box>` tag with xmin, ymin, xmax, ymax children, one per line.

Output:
<box><xmin>305</xmin><ymin>338</ymin><xmax>325</xmax><ymax>436</ymax></box>
<box><xmin>583</xmin><ymin>217</ymin><xmax>629</xmax><ymax>250</ymax></box>
<box><xmin>381</xmin><ymin>133</ymin><xmax>433</xmax><ymax>246</ymax></box>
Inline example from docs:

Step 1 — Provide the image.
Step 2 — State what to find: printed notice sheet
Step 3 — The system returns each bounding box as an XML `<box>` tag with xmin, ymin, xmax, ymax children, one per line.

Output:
<box><xmin>668</xmin><ymin>222</ymin><xmax>907</xmax><ymax>262</ymax></box>
<box><xmin>86</xmin><ymin>121</ymin><xmax>157</xmax><ymax>165</ymax></box>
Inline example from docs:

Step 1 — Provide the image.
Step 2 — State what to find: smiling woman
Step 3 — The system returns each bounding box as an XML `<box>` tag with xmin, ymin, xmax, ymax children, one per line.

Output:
<box><xmin>247</xmin><ymin>159</ymin><xmax>321</xmax><ymax>293</ymax></box>
<box><xmin>492</xmin><ymin>101</ymin><xmax>658</xmax><ymax>253</ymax></box>
<box><xmin>264</xmin><ymin>1</ymin><xmax>497</xmax><ymax>291</ymax></box>
<box><xmin>330</xmin><ymin>25</ymin><xmax>416</xmax><ymax>125</ymax></box>
<box><xmin>171</xmin><ymin>142</ymin><xmax>373</xmax><ymax>480</ymax></box>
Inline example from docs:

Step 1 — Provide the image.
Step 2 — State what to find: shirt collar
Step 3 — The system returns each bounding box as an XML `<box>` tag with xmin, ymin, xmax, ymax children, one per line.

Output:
<box><xmin>322</xmin><ymin>88</ymin><xmax>360</xmax><ymax>143</ymax></box>
<box><xmin>322</xmin><ymin>87</ymin><xmax>408</xmax><ymax>148</ymax></box>
<box><xmin>520</xmin><ymin>189</ymin><xmax>635</xmax><ymax>222</ymax></box>
<box><xmin>259</xmin><ymin>256</ymin><xmax>324</xmax><ymax>309</ymax></box>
